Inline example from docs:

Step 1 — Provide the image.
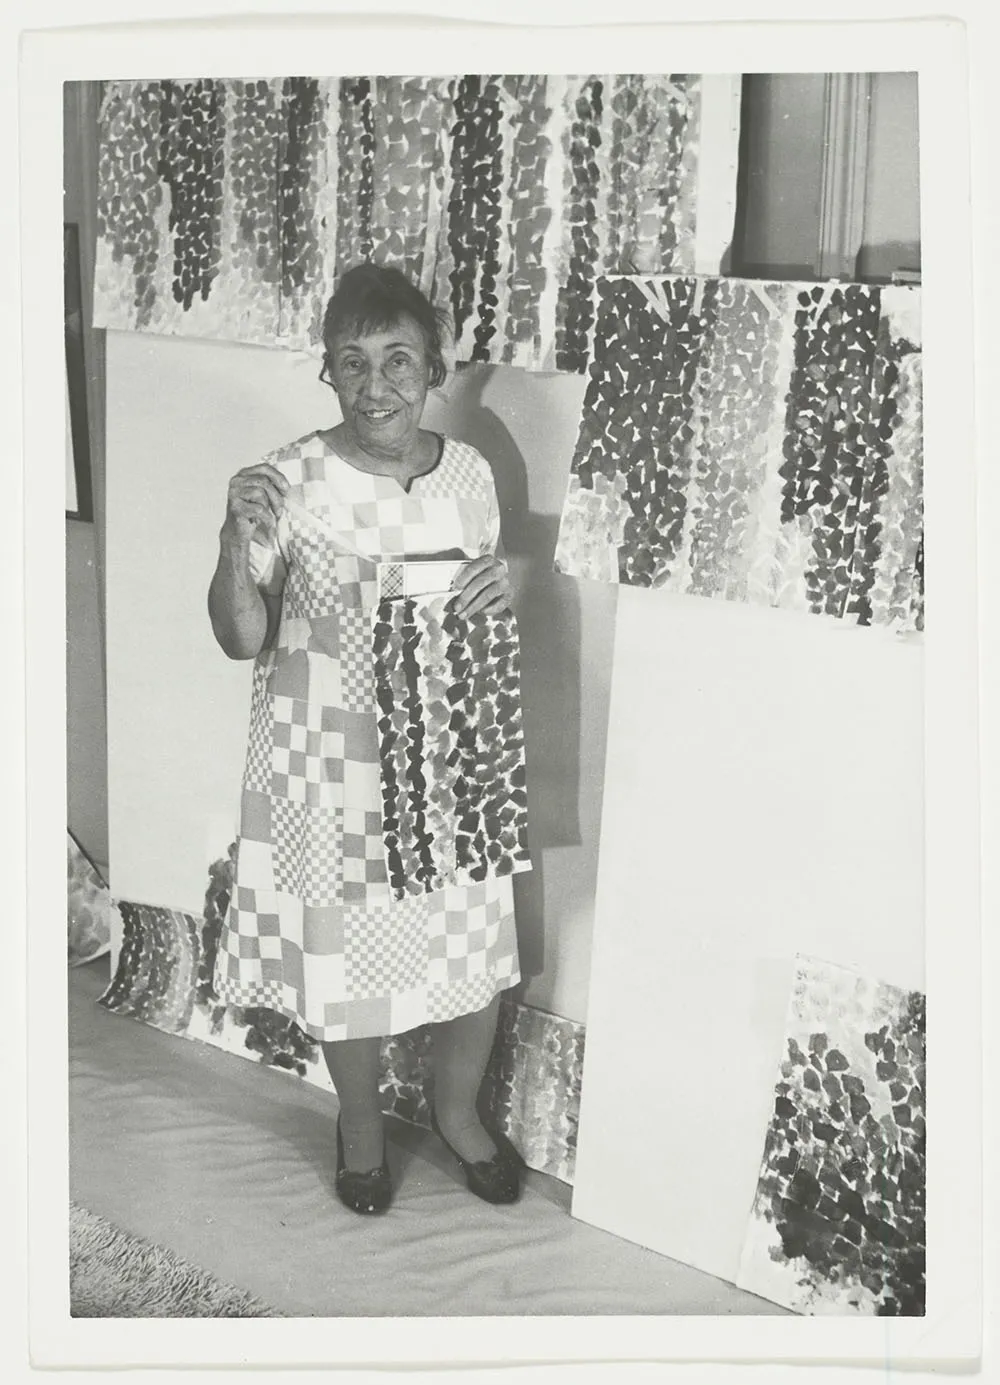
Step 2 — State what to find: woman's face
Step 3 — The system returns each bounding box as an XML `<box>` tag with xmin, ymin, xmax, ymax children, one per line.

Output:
<box><xmin>328</xmin><ymin>314</ymin><xmax>432</xmax><ymax>458</ymax></box>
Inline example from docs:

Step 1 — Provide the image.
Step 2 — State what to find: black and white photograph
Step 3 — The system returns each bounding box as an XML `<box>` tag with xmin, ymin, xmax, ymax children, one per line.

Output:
<box><xmin>15</xmin><ymin>6</ymin><xmax>987</xmax><ymax>1376</ymax></box>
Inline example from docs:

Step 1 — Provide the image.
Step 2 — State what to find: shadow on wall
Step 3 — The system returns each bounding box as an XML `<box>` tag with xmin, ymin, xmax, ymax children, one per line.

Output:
<box><xmin>442</xmin><ymin>364</ymin><xmax>586</xmax><ymax>987</ymax></box>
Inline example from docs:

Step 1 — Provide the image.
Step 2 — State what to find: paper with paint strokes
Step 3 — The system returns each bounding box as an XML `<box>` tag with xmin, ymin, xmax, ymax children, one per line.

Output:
<box><xmin>554</xmin><ymin>276</ymin><xmax>924</xmax><ymax>633</ymax></box>
<box><xmin>68</xmin><ymin>833</ymin><xmax>114</xmax><ymax>968</ymax></box>
<box><xmin>93</xmin><ymin>75</ymin><xmax>740</xmax><ymax>372</ymax></box>
<box><xmin>371</xmin><ymin>594</ymin><xmax>531</xmax><ymax>900</ymax></box>
<box><xmin>736</xmin><ymin>955</ymin><xmax>926</xmax><ymax>1316</ymax></box>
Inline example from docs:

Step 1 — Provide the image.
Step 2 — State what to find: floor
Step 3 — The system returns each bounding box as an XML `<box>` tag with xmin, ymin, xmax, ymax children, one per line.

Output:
<box><xmin>68</xmin><ymin>957</ymin><xmax>787</xmax><ymax>1318</ymax></box>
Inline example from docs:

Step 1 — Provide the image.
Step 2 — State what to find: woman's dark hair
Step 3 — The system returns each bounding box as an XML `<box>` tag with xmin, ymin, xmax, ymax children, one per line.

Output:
<box><xmin>320</xmin><ymin>263</ymin><xmax>449</xmax><ymax>390</ymax></box>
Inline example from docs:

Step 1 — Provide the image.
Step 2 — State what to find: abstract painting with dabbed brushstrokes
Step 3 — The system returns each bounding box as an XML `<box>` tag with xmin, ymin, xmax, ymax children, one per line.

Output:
<box><xmin>554</xmin><ymin>275</ymin><xmax>923</xmax><ymax>633</ymax></box>
<box><xmin>372</xmin><ymin>595</ymin><xmax>531</xmax><ymax>900</ymax></box>
<box><xmin>94</xmin><ymin>74</ymin><xmax>714</xmax><ymax>370</ymax></box>
<box><xmin>737</xmin><ymin>956</ymin><xmax>926</xmax><ymax>1316</ymax></box>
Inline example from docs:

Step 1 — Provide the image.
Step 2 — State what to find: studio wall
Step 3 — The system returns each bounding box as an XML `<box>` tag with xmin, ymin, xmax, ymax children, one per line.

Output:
<box><xmin>735</xmin><ymin>74</ymin><xmax>828</xmax><ymax>278</ymax></box>
<box><xmin>858</xmin><ymin>73</ymin><xmax>921</xmax><ymax>279</ymax></box>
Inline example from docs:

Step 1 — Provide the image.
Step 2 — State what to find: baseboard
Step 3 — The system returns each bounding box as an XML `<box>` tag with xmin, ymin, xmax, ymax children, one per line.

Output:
<box><xmin>99</xmin><ymin>854</ymin><xmax>585</xmax><ymax>1184</ymax></box>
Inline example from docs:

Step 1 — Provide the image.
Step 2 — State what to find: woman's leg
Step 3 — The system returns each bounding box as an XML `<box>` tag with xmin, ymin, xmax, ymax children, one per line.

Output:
<box><xmin>320</xmin><ymin>1036</ymin><xmax>384</xmax><ymax>1172</ymax></box>
<box><xmin>430</xmin><ymin>996</ymin><xmax>502</xmax><ymax>1163</ymax></box>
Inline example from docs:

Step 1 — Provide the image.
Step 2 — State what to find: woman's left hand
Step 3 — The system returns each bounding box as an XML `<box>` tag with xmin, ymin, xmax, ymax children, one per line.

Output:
<box><xmin>450</xmin><ymin>554</ymin><xmax>513</xmax><ymax>617</ymax></box>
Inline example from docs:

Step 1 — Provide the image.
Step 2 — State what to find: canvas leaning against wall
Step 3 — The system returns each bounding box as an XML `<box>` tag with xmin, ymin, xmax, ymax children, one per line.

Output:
<box><xmin>93</xmin><ymin>74</ymin><xmax>740</xmax><ymax>370</ymax></box>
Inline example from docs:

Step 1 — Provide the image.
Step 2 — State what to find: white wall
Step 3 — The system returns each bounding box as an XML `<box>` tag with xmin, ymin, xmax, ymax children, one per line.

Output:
<box><xmin>737</xmin><ymin>74</ymin><xmax>828</xmax><ymax>275</ymax></box>
<box><xmin>571</xmin><ymin>586</ymin><xmax>924</xmax><ymax>1281</ymax></box>
<box><xmin>858</xmin><ymin>72</ymin><xmax>921</xmax><ymax>278</ymax></box>
<box><xmin>106</xmin><ymin>331</ymin><xmax>611</xmax><ymax>1021</ymax></box>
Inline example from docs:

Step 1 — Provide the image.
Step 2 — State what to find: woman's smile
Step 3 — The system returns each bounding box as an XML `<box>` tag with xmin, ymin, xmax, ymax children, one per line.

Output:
<box><xmin>330</xmin><ymin>316</ymin><xmax>432</xmax><ymax>462</ymax></box>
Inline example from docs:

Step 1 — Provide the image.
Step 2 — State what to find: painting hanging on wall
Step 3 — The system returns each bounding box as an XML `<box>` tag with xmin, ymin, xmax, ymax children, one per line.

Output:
<box><xmin>92</xmin><ymin>74</ymin><xmax>740</xmax><ymax>371</ymax></box>
<box><xmin>98</xmin><ymin>847</ymin><xmax>585</xmax><ymax>1182</ymax></box>
<box><xmin>553</xmin><ymin>275</ymin><xmax>923</xmax><ymax>632</ymax></box>
<box><xmin>736</xmin><ymin>955</ymin><xmax>925</xmax><ymax>1316</ymax></box>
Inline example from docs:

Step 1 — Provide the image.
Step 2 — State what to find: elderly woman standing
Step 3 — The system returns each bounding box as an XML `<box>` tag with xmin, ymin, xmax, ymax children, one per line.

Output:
<box><xmin>208</xmin><ymin>264</ymin><xmax>523</xmax><ymax>1214</ymax></box>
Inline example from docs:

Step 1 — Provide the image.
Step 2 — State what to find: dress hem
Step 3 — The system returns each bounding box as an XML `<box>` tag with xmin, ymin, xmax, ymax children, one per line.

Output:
<box><xmin>211</xmin><ymin>972</ymin><xmax>522</xmax><ymax>1044</ymax></box>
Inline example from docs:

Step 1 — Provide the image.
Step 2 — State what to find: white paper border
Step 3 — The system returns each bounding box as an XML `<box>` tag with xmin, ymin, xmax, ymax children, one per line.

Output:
<box><xmin>14</xmin><ymin>4</ymin><xmax>987</xmax><ymax>1376</ymax></box>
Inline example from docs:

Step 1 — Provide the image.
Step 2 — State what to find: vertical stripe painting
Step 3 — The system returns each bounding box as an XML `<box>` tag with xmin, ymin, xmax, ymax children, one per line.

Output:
<box><xmin>553</xmin><ymin>276</ymin><xmax>923</xmax><ymax>632</ymax></box>
<box><xmin>736</xmin><ymin>956</ymin><xmax>926</xmax><ymax>1315</ymax></box>
<box><xmin>371</xmin><ymin>595</ymin><xmax>532</xmax><ymax>899</ymax></box>
<box><xmin>93</xmin><ymin>75</ymin><xmax>740</xmax><ymax>371</ymax></box>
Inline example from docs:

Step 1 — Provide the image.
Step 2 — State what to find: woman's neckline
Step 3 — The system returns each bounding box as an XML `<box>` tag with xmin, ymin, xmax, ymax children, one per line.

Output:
<box><xmin>314</xmin><ymin>429</ymin><xmax>446</xmax><ymax>495</ymax></box>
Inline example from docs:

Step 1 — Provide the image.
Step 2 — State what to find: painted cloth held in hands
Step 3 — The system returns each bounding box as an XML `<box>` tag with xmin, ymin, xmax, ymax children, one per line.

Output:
<box><xmin>372</xmin><ymin>594</ymin><xmax>530</xmax><ymax>901</ymax></box>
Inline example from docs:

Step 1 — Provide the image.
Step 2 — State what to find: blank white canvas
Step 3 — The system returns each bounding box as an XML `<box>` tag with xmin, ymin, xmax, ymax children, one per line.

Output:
<box><xmin>570</xmin><ymin>583</ymin><xmax>924</xmax><ymax>1286</ymax></box>
<box><xmin>105</xmin><ymin>330</ymin><xmax>336</xmax><ymax>924</ymax></box>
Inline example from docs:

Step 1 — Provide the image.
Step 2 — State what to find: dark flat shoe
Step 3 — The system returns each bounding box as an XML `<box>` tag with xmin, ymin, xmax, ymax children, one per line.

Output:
<box><xmin>431</xmin><ymin>1113</ymin><xmax>520</xmax><ymax>1205</ymax></box>
<box><xmin>335</xmin><ymin>1117</ymin><xmax>392</xmax><ymax>1215</ymax></box>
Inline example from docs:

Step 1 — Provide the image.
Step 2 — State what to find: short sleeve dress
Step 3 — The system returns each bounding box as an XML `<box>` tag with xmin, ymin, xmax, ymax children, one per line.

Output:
<box><xmin>212</xmin><ymin>431</ymin><xmax>522</xmax><ymax>1043</ymax></box>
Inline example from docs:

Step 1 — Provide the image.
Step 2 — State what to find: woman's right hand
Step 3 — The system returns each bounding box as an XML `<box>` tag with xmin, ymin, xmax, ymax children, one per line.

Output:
<box><xmin>221</xmin><ymin>463</ymin><xmax>289</xmax><ymax>548</ymax></box>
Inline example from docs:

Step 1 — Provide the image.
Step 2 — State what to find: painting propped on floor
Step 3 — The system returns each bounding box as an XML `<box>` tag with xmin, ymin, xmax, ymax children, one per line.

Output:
<box><xmin>98</xmin><ymin>847</ymin><xmax>584</xmax><ymax>1184</ymax></box>
<box><xmin>68</xmin><ymin>831</ymin><xmax>115</xmax><ymax>968</ymax></box>
<box><xmin>736</xmin><ymin>954</ymin><xmax>925</xmax><ymax>1315</ymax></box>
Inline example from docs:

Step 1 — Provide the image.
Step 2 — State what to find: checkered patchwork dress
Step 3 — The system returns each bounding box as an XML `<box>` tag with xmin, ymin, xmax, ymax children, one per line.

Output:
<box><xmin>213</xmin><ymin>431</ymin><xmax>521</xmax><ymax>1042</ymax></box>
